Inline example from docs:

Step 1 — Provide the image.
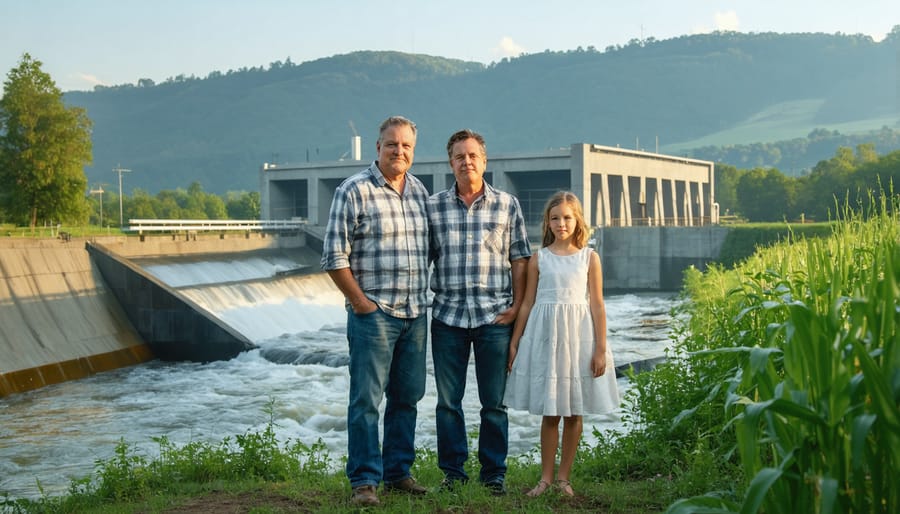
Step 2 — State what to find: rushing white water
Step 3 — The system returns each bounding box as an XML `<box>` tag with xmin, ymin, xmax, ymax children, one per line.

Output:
<box><xmin>0</xmin><ymin>253</ymin><xmax>679</xmax><ymax>500</ymax></box>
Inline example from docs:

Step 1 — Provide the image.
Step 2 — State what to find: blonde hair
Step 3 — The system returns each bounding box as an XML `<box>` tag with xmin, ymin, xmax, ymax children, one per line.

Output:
<box><xmin>541</xmin><ymin>191</ymin><xmax>590</xmax><ymax>248</ymax></box>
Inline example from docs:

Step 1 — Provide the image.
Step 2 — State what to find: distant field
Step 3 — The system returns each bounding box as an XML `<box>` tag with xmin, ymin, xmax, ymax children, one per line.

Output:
<box><xmin>663</xmin><ymin>98</ymin><xmax>900</xmax><ymax>153</ymax></box>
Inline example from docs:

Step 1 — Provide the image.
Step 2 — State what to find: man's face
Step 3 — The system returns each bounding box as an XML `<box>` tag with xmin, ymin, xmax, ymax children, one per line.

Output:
<box><xmin>449</xmin><ymin>137</ymin><xmax>486</xmax><ymax>185</ymax></box>
<box><xmin>376</xmin><ymin>124</ymin><xmax>416</xmax><ymax>177</ymax></box>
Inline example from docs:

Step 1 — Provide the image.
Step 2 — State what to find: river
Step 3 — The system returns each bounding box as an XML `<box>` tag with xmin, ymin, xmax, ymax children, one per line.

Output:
<box><xmin>0</xmin><ymin>253</ymin><xmax>679</xmax><ymax>500</ymax></box>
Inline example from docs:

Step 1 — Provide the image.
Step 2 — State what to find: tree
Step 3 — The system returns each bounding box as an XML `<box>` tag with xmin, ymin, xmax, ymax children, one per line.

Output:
<box><xmin>736</xmin><ymin>167</ymin><xmax>797</xmax><ymax>222</ymax></box>
<box><xmin>126</xmin><ymin>189</ymin><xmax>158</xmax><ymax>219</ymax></box>
<box><xmin>714</xmin><ymin>163</ymin><xmax>744</xmax><ymax>215</ymax></box>
<box><xmin>225</xmin><ymin>191</ymin><xmax>260</xmax><ymax>219</ymax></box>
<box><xmin>203</xmin><ymin>195</ymin><xmax>227</xmax><ymax>219</ymax></box>
<box><xmin>0</xmin><ymin>54</ymin><xmax>92</xmax><ymax>228</ymax></box>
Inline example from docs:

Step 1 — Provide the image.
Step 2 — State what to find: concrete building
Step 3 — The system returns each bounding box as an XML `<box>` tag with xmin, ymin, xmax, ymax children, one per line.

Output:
<box><xmin>259</xmin><ymin>143</ymin><xmax>717</xmax><ymax>229</ymax></box>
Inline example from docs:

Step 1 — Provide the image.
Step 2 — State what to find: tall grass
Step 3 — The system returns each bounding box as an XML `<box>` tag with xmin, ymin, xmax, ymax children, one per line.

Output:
<box><xmin>660</xmin><ymin>192</ymin><xmax>899</xmax><ymax>513</ymax></box>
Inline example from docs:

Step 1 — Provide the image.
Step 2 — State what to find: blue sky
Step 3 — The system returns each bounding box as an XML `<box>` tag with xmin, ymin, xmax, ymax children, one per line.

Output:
<box><xmin>2</xmin><ymin>0</ymin><xmax>898</xmax><ymax>92</ymax></box>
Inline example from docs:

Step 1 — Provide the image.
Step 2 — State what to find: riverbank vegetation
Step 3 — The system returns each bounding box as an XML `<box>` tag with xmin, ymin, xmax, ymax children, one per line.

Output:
<box><xmin>2</xmin><ymin>191</ymin><xmax>897</xmax><ymax>513</ymax></box>
<box><xmin>714</xmin><ymin>146</ymin><xmax>900</xmax><ymax>222</ymax></box>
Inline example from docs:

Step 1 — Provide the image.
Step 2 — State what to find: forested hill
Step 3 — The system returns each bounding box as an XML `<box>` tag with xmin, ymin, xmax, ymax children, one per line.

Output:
<box><xmin>63</xmin><ymin>30</ymin><xmax>900</xmax><ymax>194</ymax></box>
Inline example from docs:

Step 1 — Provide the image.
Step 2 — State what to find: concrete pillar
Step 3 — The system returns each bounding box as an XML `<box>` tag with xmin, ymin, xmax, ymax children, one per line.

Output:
<box><xmin>695</xmin><ymin>181</ymin><xmax>705</xmax><ymax>226</ymax></box>
<box><xmin>601</xmin><ymin>174</ymin><xmax>612</xmax><ymax>226</ymax></box>
<box><xmin>654</xmin><ymin>177</ymin><xmax>664</xmax><ymax>226</ymax></box>
<box><xmin>259</xmin><ymin>165</ymin><xmax>271</xmax><ymax>221</ymax></box>
<box><xmin>492</xmin><ymin>169</ymin><xmax>509</xmax><ymax>193</ymax></box>
<box><xmin>670</xmin><ymin>180</ymin><xmax>679</xmax><ymax>227</ymax></box>
<box><xmin>683</xmin><ymin>184</ymin><xmax>694</xmax><ymax>227</ymax></box>
<box><xmin>570</xmin><ymin>144</ymin><xmax>592</xmax><ymax>228</ymax></box>
<box><xmin>594</xmin><ymin>183</ymin><xmax>604</xmax><ymax>226</ymax></box>
<box><xmin>621</xmin><ymin>176</ymin><xmax>632</xmax><ymax>226</ymax></box>
<box><xmin>308</xmin><ymin>178</ymin><xmax>319</xmax><ymax>225</ymax></box>
<box><xmin>639</xmin><ymin>179</ymin><xmax>647</xmax><ymax>225</ymax></box>
<box><xmin>316</xmin><ymin>178</ymin><xmax>335</xmax><ymax>227</ymax></box>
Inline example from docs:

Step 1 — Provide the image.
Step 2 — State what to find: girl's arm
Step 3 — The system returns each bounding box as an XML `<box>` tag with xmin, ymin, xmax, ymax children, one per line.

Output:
<box><xmin>507</xmin><ymin>250</ymin><xmax>540</xmax><ymax>372</ymax></box>
<box><xmin>587</xmin><ymin>249</ymin><xmax>608</xmax><ymax>377</ymax></box>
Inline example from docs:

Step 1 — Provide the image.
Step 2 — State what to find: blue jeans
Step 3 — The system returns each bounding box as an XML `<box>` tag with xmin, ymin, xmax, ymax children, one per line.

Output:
<box><xmin>431</xmin><ymin>318</ymin><xmax>511</xmax><ymax>484</ymax></box>
<box><xmin>346</xmin><ymin>307</ymin><xmax>427</xmax><ymax>488</ymax></box>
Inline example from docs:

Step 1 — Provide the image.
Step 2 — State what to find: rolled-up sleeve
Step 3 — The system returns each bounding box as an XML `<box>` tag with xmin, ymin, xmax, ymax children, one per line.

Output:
<box><xmin>508</xmin><ymin>196</ymin><xmax>531</xmax><ymax>262</ymax></box>
<box><xmin>321</xmin><ymin>183</ymin><xmax>355</xmax><ymax>271</ymax></box>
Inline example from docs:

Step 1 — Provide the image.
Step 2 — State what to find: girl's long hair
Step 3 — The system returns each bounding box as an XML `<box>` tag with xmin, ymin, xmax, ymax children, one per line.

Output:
<box><xmin>541</xmin><ymin>191</ymin><xmax>590</xmax><ymax>248</ymax></box>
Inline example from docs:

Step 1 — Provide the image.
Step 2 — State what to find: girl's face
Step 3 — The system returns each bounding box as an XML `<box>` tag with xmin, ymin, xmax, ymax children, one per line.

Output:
<box><xmin>548</xmin><ymin>202</ymin><xmax>578</xmax><ymax>243</ymax></box>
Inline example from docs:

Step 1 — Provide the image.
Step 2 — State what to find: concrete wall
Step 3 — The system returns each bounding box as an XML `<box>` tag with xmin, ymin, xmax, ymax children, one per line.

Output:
<box><xmin>97</xmin><ymin>231</ymin><xmax>306</xmax><ymax>258</ymax></box>
<box><xmin>86</xmin><ymin>242</ymin><xmax>256</xmax><ymax>362</ymax></box>
<box><xmin>0</xmin><ymin>232</ymin><xmax>309</xmax><ymax>397</ymax></box>
<box><xmin>598</xmin><ymin>225</ymin><xmax>729</xmax><ymax>291</ymax></box>
<box><xmin>0</xmin><ymin>237</ymin><xmax>151</xmax><ymax>397</ymax></box>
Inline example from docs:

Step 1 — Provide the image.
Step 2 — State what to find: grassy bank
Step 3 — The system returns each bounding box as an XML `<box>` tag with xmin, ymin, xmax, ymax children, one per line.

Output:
<box><xmin>0</xmin><ymin>408</ymin><xmax>687</xmax><ymax>513</ymax></box>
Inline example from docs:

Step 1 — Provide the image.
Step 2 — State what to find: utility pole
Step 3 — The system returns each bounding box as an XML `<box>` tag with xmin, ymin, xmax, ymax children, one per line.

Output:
<box><xmin>89</xmin><ymin>185</ymin><xmax>104</xmax><ymax>227</ymax></box>
<box><xmin>112</xmin><ymin>164</ymin><xmax>131</xmax><ymax>226</ymax></box>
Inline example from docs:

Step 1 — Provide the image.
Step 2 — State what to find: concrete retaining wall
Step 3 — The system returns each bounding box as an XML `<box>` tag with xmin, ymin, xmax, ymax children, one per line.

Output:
<box><xmin>0</xmin><ymin>238</ymin><xmax>150</xmax><ymax>396</ymax></box>
<box><xmin>598</xmin><ymin>226</ymin><xmax>729</xmax><ymax>291</ymax></box>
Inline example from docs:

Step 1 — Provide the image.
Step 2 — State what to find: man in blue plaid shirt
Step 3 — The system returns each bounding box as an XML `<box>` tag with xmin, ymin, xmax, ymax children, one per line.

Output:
<box><xmin>427</xmin><ymin>129</ymin><xmax>531</xmax><ymax>495</ymax></box>
<box><xmin>321</xmin><ymin>116</ymin><xmax>430</xmax><ymax>507</ymax></box>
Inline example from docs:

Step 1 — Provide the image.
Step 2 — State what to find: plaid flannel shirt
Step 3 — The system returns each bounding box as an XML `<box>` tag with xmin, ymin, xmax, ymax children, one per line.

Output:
<box><xmin>320</xmin><ymin>162</ymin><xmax>429</xmax><ymax>318</ymax></box>
<box><xmin>428</xmin><ymin>182</ymin><xmax>531</xmax><ymax>328</ymax></box>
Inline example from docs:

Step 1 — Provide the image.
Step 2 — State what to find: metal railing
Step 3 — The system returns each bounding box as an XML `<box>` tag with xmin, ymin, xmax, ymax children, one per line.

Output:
<box><xmin>126</xmin><ymin>219</ymin><xmax>307</xmax><ymax>234</ymax></box>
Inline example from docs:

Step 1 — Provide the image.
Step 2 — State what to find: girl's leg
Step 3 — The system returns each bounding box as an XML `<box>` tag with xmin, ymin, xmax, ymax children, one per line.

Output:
<box><xmin>527</xmin><ymin>415</ymin><xmax>560</xmax><ymax>497</ymax></box>
<box><xmin>556</xmin><ymin>415</ymin><xmax>583</xmax><ymax>496</ymax></box>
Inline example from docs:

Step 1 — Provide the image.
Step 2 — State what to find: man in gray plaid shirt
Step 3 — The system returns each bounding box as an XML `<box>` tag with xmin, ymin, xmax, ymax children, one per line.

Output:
<box><xmin>427</xmin><ymin>129</ymin><xmax>531</xmax><ymax>495</ymax></box>
<box><xmin>321</xmin><ymin>116</ymin><xmax>430</xmax><ymax>507</ymax></box>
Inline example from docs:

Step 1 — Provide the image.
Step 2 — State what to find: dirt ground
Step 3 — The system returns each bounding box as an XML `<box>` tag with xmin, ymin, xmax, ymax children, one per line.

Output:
<box><xmin>160</xmin><ymin>491</ymin><xmax>314</xmax><ymax>513</ymax></box>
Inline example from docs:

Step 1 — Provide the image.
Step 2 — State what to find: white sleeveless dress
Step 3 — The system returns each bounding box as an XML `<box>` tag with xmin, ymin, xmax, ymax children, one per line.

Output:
<box><xmin>504</xmin><ymin>247</ymin><xmax>619</xmax><ymax>416</ymax></box>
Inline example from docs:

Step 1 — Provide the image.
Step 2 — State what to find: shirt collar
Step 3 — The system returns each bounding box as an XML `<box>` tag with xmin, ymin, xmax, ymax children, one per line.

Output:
<box><xmin>370</xmin><ymin>161</ymin><xmax>388</xmax><ymax>187</ymax></box>
<box><xmin>451</xmin><ymin>181</ymin><xmax>496</xmax><ymax>203</ymax></box>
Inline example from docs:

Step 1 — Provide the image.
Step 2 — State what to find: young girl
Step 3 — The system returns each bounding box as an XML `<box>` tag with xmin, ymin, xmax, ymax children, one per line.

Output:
<box><xmin>504</xmin><ymin>191</ymin><xmax>619</xmax><ymax>497</ymax></box>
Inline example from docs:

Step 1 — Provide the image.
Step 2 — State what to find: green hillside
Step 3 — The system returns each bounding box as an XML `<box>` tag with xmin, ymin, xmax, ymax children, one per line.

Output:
<box><xmin>61</xmin><ymin>30</ymin><xmax>900</xmax><ymax>193</ymax></box>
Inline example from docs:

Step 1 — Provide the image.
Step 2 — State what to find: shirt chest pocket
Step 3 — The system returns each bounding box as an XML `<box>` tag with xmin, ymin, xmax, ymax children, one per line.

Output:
<box><xmin>481</xmin><ymin>222</ymin><xmax>506</xmax><ymax>255</ymax></box>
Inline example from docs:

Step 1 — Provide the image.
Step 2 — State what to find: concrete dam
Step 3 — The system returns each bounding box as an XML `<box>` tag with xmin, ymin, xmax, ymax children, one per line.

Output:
<box><xmin>0</xmin><ymin>226</ymin><xmax>727</xmax><ymax>397</ymax></box>
<box><xmin>0</xmin><ymin>232</ymin><xmax>318</xmax><ymax>397</ymax></box>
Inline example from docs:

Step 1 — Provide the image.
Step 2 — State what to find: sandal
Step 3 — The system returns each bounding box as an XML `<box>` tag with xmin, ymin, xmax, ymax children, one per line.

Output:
<box><xmin>526</xmin><ymin>480</ymin><xmax>551</xmax><ymax>497</ymax></box>
<box><xmin>555</xmin><ymin>479</ymin><xmax>575</xmax><ymax>497</ymax></box>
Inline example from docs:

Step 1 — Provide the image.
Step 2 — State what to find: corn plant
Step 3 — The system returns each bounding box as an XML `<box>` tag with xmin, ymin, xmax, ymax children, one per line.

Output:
<box><xmin>666</xmin><ymin>191</ymin><xmax>899</xmax><ymax>513</ymax></box>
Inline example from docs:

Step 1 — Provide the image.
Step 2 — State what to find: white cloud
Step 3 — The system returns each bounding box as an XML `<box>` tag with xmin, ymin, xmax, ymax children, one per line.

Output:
<box><xmin>690</xmin><ymin>10</ymin><xmax>740</xmax><ymax>35</ymax></box>
<box><xmin>74</xmin><ymin>72</ymin><xmax>105</xmax><ymax>88</ymax></box>
<box><xmin>493</xmin><ymin>36</ymin><xmax>526</xmax><ymax>59</ymax></box>
<box><xmin>713</xmin><ymin>11</ymin><xmax>740</xmax><ymax>32</ymax></box>
<box><xmin>690</xmin><ymin>23</ymin><xmax>710</xmax><ymax>35</ymax></box>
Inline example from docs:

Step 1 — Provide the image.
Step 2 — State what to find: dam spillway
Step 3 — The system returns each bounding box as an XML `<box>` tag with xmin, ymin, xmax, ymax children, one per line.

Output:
<box><xmin>0</xmin><ymin>232</ymin><xmax>316</xmax><ymax>397</ymax></box>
